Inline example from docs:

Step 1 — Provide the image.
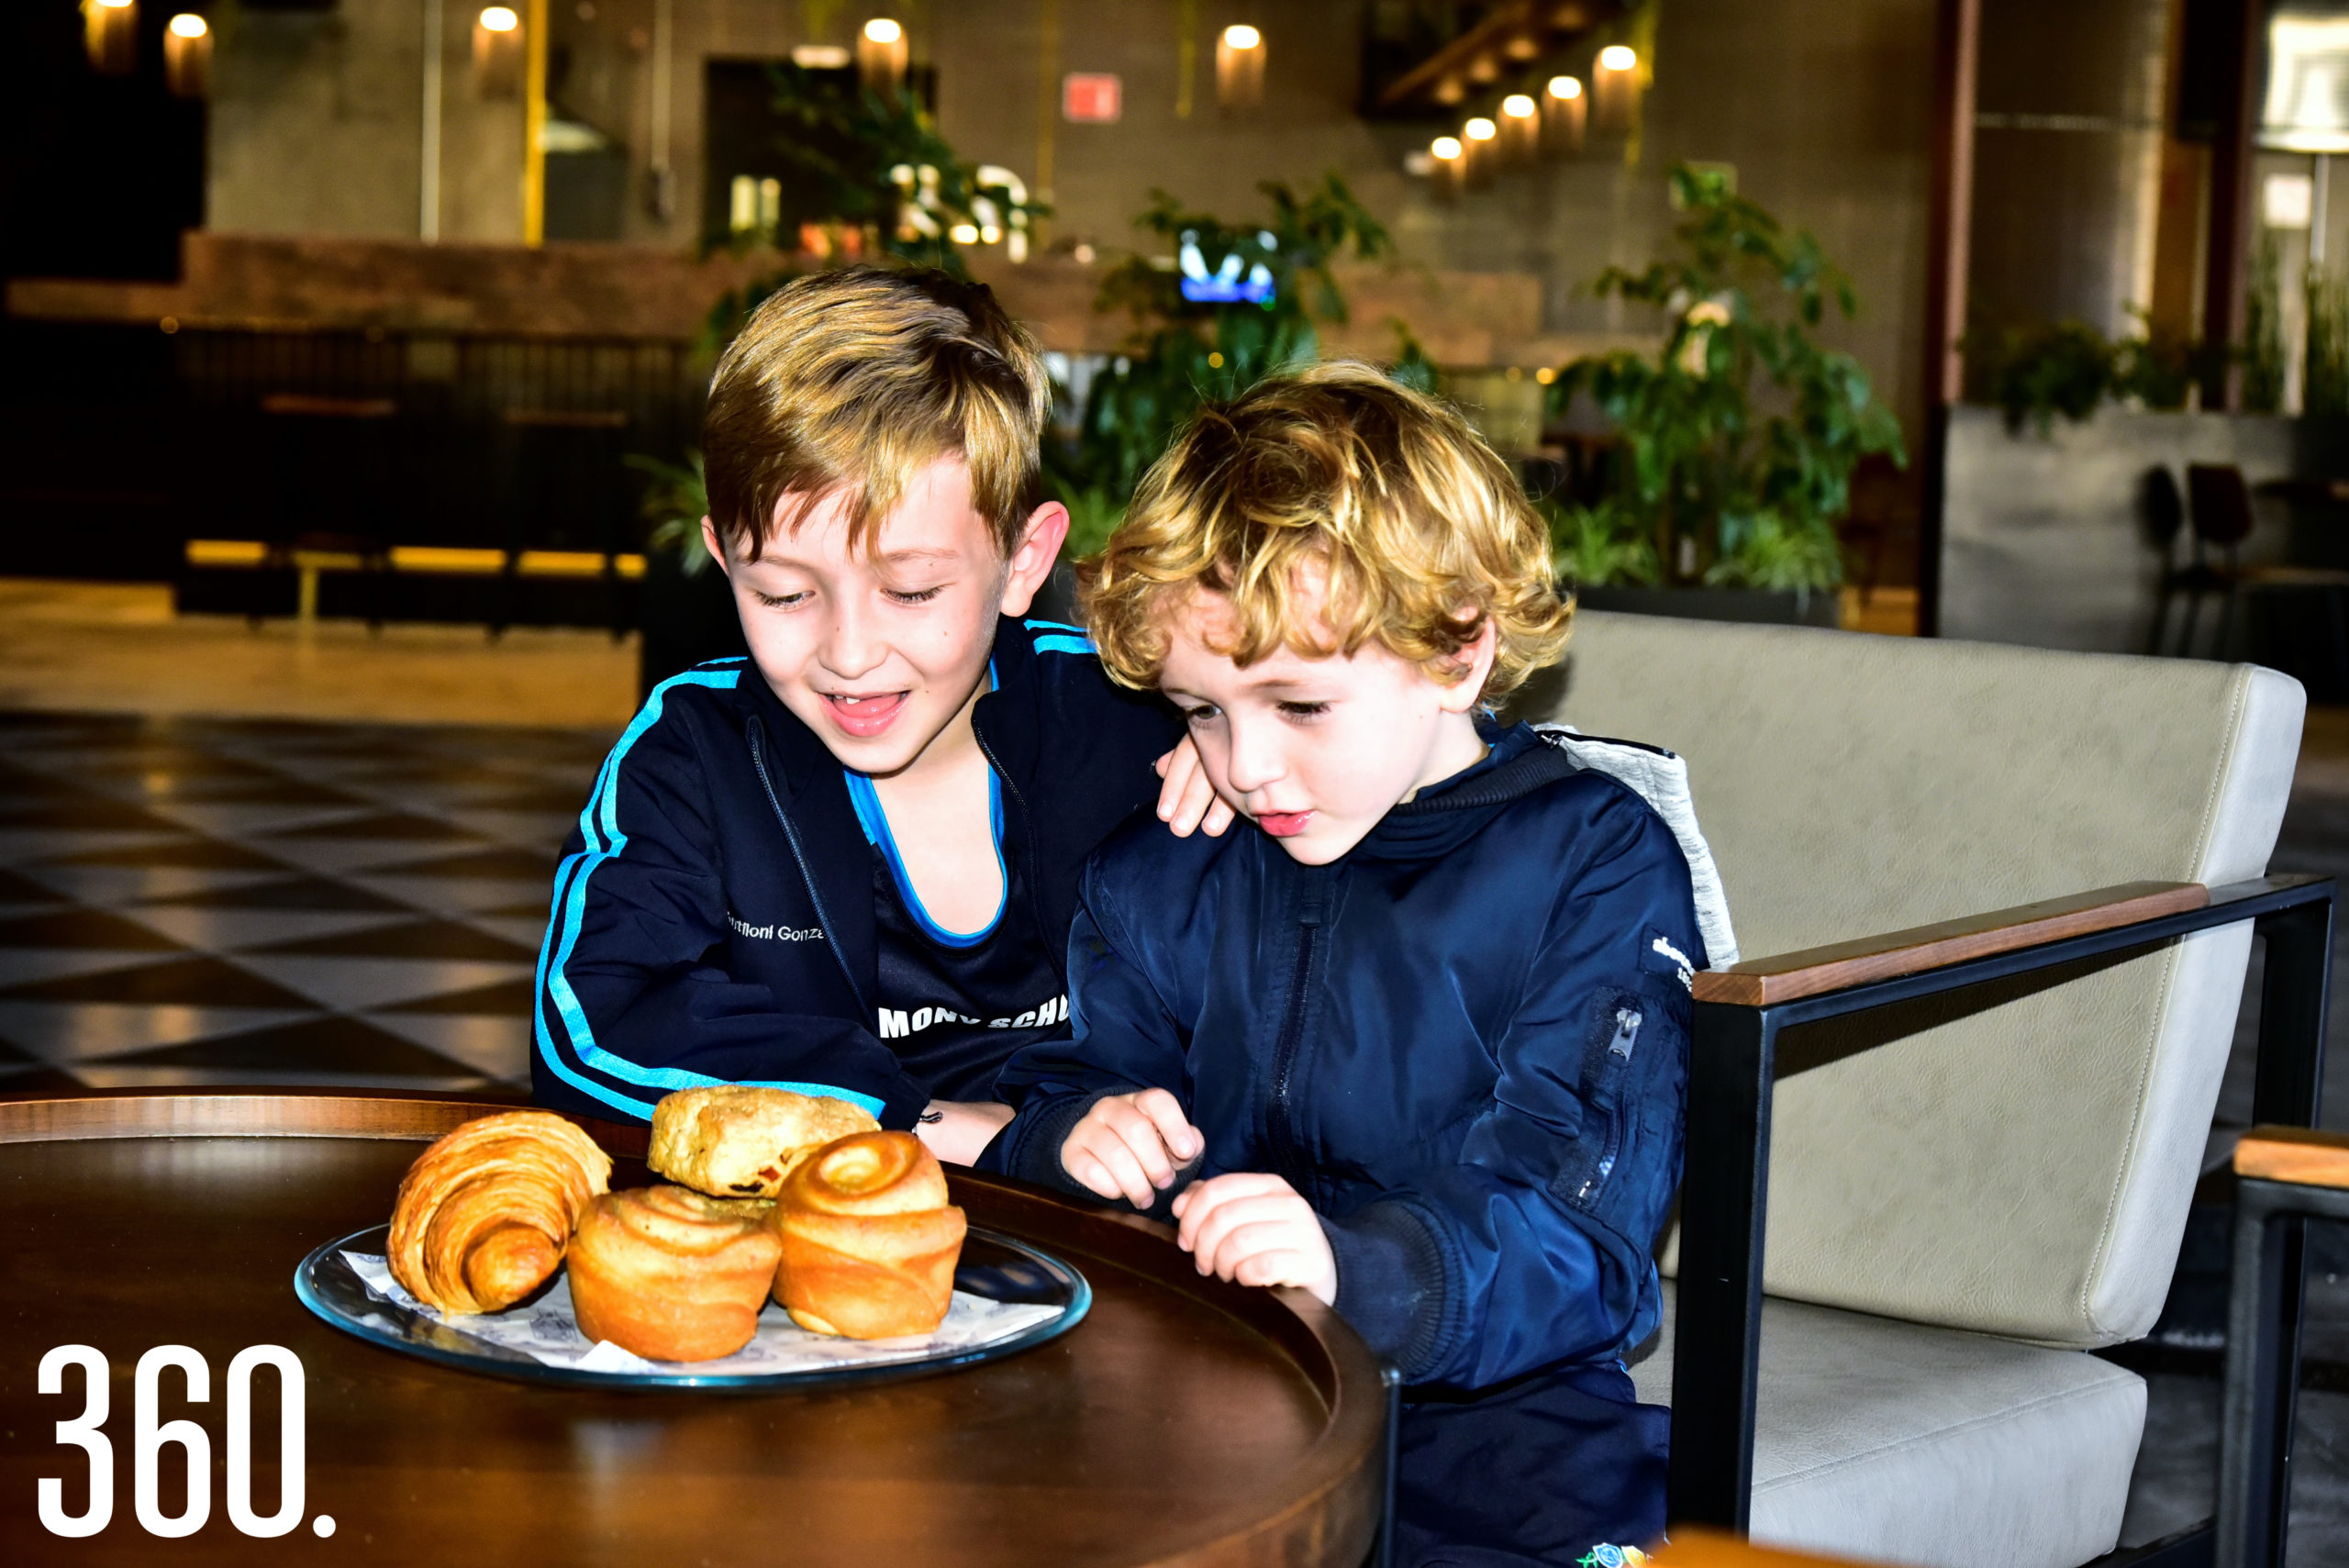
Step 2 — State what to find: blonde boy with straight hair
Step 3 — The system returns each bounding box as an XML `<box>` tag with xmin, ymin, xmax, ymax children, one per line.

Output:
<box><xmin>988</xmin><ymin>363</ymin><xmax>1705</xmax><ymax>1562</ymax></box>
<box><xmin>532</xmin><ymin>267</ymin><xmax>1219</xmax><ymax>1161</ymax></box>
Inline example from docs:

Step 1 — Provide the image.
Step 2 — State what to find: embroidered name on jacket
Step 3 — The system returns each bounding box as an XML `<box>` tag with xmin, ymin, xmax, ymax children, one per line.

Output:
<box><xmin>878</xmin><ymin>994</ymin><xmax>1068</xmax><ymax>1039</ymax></box>
<box><xmin>1642</xmin><ymin>929</ymin><xmax>1694</xmax><ymax>992</ymax></box>
<box><xmin>729</xmin><ymin>914</ymin><xmax>824</xmax><ymax>942</ymax></box>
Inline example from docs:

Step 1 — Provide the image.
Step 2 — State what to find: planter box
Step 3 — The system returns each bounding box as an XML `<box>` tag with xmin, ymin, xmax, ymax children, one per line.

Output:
<box><xmin>1573</xmin><ymin>585</ymin><xmax>1841</xmax><ymax>628</ymax></box>
<box><xmin>1937</xmin><ymin>405</ymin><xmax>2307</xmax><ymax>654</ymax></box>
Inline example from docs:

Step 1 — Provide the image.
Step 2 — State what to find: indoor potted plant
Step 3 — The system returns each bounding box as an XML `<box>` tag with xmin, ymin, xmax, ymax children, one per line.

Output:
<box><xmin>1548</xmin><ymin>164</ymin><xmax>1906</xmax><ymax>625</ymax></box>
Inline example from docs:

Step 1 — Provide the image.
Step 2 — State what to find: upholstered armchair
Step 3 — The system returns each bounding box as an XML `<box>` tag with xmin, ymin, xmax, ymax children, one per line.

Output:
<box><xmin>1529</xmin><ymin>612</ymin><xmax>2328</xmax><ymax>1568</ymax></box>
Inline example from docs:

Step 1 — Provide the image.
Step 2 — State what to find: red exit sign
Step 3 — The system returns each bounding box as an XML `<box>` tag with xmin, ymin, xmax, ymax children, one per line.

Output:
<box><xmin>1063</xmin><ymin>72</ymin><xmax>1121</xmax><ymax>123</ymax></box>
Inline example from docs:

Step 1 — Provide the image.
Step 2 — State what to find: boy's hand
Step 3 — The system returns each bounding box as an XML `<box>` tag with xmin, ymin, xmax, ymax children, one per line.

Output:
<box><xmin>1061</xmin><ymin>1088</ymin><xmax>1203</xmax><ymax>1209</ymax></box>
<box><xmin>1154</xmin><ymin>736</ymin><xmax>1237</xmax><ymax>838</ymax></box>
<box><xmin>1172</xmin><ymin>1173</ymin><xmax>1337</xmax><ymax>1305</ymax></box>
<box><xmin>915</xmin><ymin>1100</ymin><xmax>1015</xmax><ymax>1167</ymax></box>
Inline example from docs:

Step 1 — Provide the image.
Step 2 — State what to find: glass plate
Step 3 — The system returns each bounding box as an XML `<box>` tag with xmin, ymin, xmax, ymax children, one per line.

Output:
<box><xmin>295</xmin><ymin>1222</ymin><xmax>1090</xmax><ymax>1391</ymax></box>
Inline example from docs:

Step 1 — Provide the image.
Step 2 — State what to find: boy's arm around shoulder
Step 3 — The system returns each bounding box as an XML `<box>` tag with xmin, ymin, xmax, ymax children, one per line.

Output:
<box><xmin>532</xmin><ymin>684</ymin><xmax>930</xmax><ymax>1129</ymax></box>
<box><xmin>981</xmin><ymin>819</ymin><xmax>1208</xmax><ymax>1193</ymax></box>
<box><xmin>1321</xmin><ymin>780</ymin><xmax>1705</xmax><ymax>1388</ymax></box>
<box><xmin>1028</xmin><ymin>626</ymin><xmax>1186</xmax><ymax>813</ymax></box>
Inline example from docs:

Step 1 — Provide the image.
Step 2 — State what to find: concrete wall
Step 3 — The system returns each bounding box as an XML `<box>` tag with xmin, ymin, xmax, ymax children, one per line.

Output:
<box><xmin>208</xmin><ymin>0</ymin><xmax>524</xmax><ymax>242</ymax></box>
<box><xmin>1966</xmin><ymin>0</ymin><xmax>2169</xmax><ymax>339</ymax></box>
<box><xmin>200</xmin><ymin>0</ymin><xmax>1937</xmax><ymax>438</ymax></box>
<box><xmin>1939</xmin><ymin>405</ymin><xmax>2300</xmax><ymax>654</ymax></box>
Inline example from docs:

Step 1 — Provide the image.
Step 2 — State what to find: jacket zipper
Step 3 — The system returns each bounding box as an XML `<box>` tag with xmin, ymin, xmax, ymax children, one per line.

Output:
<box><xmin>1264</xmin><ymin>874</ymin><xmax>1328</xmax><ymax>1190</ymax></box>
<box><xmin>1575</xmin><ymin>1107</ymin><xmax>1623</xmax><ymax>1206</ymax></box>
<box><xmin>973</xmin><ymin>725</ymin><xmax>1063</xmax><ymax>987</ymax></box>
<box><xmin>746</xmin><ymin>717</ymin><xmax>870</xmax><ymax>1017</ymax></box>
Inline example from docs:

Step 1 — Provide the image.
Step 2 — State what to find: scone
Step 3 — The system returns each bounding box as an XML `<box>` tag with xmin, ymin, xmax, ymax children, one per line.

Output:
<box><xmin>647</xmin><ymin>1084</ymin><xmax>880</xmax><ymax>1200</ymax></box>
<box><xmin>565</xmin><ymin>1184</ymin><xmax>783</xmax><ymax>1362</ymax></box>
<box><xmin>771</xmin><ymin>1130</ymin><xmax>966</xmax><ymax>1340</ymax></box>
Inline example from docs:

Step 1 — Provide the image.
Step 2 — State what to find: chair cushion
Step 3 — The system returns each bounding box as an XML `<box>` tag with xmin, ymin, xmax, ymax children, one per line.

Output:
<box><xmin>1535</xmin><ymin>614</ymin><xmax>2303</xmax><ymax>1345</ymax></box>
<box><xmin>1631</xmin><ymin>1286</ymin><xmax>2145</xmax><ymax>1568</ymax></box>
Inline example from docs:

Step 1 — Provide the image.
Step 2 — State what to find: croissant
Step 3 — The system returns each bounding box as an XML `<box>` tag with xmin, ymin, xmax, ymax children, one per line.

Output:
<box><xmin>566</xmin><ymin>1184</ymin><xmax>784</xmax><ymax>1362</ymax></box>
<box><xmin>648</xmin><ymin>1084</ymin><xmax>880</xmax><ymax>1200</ymax></box>
<box><xmin>388</xmin><ymin>1111</ymin><xmax>610</xmax><ymax>1315</ymax></box>
<box><xmin>770</xmin><ymin>1130</ymin><xmax>966</xmax><ymax>1340</ymax></box>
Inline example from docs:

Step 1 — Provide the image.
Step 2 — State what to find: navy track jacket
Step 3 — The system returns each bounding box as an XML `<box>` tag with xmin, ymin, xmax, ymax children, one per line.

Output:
<box><xmin>988</xmin><ymin>724</ymin><xmax>1705</xmax><ymax>1391</ymax></box>
<box><xmin>530</xmin><ymin>616</ymin><xmax>1182</xmax><ymax>1129</ymax></box>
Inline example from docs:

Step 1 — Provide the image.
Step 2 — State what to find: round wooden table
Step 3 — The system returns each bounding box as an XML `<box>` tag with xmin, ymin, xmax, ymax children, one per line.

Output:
<box><xmin>0</xmin><ymin>1091</ymin><xmax>1386</xmax><ymax>1566</ymax></box>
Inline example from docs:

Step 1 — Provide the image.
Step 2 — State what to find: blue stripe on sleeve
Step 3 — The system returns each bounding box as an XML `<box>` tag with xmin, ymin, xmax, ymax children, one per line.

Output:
<box><xmin>1023</xmin><ymin>617</ymin><xmax>1087</xmax><ymax>635</ymax></box>
<box><xmin>533</xmin><ymin>668</ymin><xmax>886</xmax><ymax>1121</ymax></box>
<box><xmin>1030</xmin><ymin>635</ymin><xmax>1096</xmax><ymax>657</ymax></box>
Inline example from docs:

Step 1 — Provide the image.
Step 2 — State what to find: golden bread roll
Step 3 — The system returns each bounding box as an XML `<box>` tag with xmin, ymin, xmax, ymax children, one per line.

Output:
<box><xmin>566</xmin><ymin>1184</ymin><xmax>784</xmax><ymax>1362</ymax></box>
<box><xmin>771</xmin><ymin>1130</ymin><xmax>966</xmax><ymax>1340</ymax></box>
<box><xmin>648</xmin><ymin>1084</ymin><xmax>880</xmax><ymax>1199</ymax></box>
<box><xmin>387</xmin><ymin>1111</ymin><xmax>611</xmax><ymax>1315</ymax></box>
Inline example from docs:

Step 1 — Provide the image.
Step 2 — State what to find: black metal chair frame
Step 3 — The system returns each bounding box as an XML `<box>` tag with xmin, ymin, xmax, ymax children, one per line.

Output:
<box><xmin>2221</xmin><ymin>1162</ymin><xmax>2349</xmax><ymax>1567</ymax></box>
<box><xmin>1668</xmin><ymin>873</ymin><xmax>2334</xmax><ymax>1568</ymax></box>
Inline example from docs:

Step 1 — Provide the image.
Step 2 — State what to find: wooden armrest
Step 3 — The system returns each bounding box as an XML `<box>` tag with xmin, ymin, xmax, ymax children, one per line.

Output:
<box><xmin>1690</xmin><ymin>881</ymin><xmax>2210</xmax><ymax>1006</ymax></box>
<box><xmin>2235</xmin><ymin>1127</ymin><xmax>2349</xmax><ymax>1189</ymax></box>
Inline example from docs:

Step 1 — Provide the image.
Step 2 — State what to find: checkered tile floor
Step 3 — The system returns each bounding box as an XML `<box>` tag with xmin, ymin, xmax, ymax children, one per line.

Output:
<box><xmin>0</xmin><ymin>710</ymin><xmax>613</xmax><ymax>1098</ymax></box>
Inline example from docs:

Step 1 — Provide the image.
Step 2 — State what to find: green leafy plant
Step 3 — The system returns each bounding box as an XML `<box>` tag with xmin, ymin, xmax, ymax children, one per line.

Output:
<box><xmin>1548</xmin><ymin>163</ymin><xmax>1906</xmax><ymax>592</ymax></box>
<box><xmin>2112</xmin><ymin>310</ymin><xmax>2207</xmax><ymax>412</ymax></box>
<box><xmin>702</xmin><ymin>63</ymin><xmax>1045</xmax><ymax>348</ymax></box>
<box><xmin>1541</xmin><ymin>498</ymin><xmax>1661</xmax><ymax>589</ymax></box>
<box><xmin>628</xmin><ymin>451</ymin><xmax>714</xmax><ymax>574</ymax></box>
<box><xmin>1048</xmin><ymin>472</ymin><xmax>1129</xmax><ymax>562</ymax></box>
<box><xmin>1052</xmin><ymin>176</ymin><xmax>1398</xmax><ymax>520</ymax></box>
<box><xmin>1969</xmin><ymin>319</ymin><xmax>2121</xmax><ymax>434</ymax></box>
<box><xmin>2244</xmin><ymin>230</ymin><xmax>2287</xmax><ymax>414</ymax></box>
<box><xmin>1964</xmin><ymin>308</ymin><xmax>2230</xmax><ymax>430</ymax></box>
<box><xmin>2306</xmin><ymin>264</ymin><xmax>2349</xmax><ymax>417</ymax></box>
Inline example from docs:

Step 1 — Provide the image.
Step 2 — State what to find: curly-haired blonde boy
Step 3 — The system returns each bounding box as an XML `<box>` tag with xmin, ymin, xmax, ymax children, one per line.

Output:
<box><xmin>987</xmin><ymin>362</ymin><xmax>1704</xmax><ymax>1563</ymax></box>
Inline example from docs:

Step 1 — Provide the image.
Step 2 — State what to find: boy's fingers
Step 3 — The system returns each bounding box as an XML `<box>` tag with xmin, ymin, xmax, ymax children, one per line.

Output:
<box><xmin>1090</xmin><ymin>1131</ymin><xmax>1163</xmax><ymax>1209</ymax></box>
<box><xmin>1200</xmin><ymin>796</ymin><xmax>1238</xmax><ymax>837</ymax></box>
<box><xmin>1153</xmin><ymin>744</ymin><xmax>1193</xmax><ymax>817</ymax></box>
<box><xmin>1131</xmin><ymin>1089</ymin><xmax>1202</xmax><ymax>1162</ymax></box>
<box><xmin>1202</xmin><ymin>1218</ymin><xmax>1308</xmax><ymax>1282</ymax></box>
<box><xmin>1232</xmin><ymin>1249</ymin><xmax>1312</xmax><ymax>1289</ymax></box>
<box><xmin>1061</xmin><ymin>1147</ymin><xmax>1124</xmax><ymax>1203</ymax></box>
<box><xmin>1173</xmin><ymin>1172</ymin><xmax>1286</xmax><ymax>1248</ymax></box>
<box><xmin>1172</xmin><ymin>768</ymin><xmax>1218</xmax><ymax>837</ymax></box>
<box><xmin>1097</xmin><ymin>1102</ymin><xmax>1176</xmax><ymax>1188</ymax></box>
<box><xmin>1186</xmin><ymin>1193</ymin><xmax>1308</xmax><ymax>1269</ymax></box>
<box><xmin>1173</xmin><ymin>1173</ymin><xmax>1238</xmax><ymax>1250</ymax></box>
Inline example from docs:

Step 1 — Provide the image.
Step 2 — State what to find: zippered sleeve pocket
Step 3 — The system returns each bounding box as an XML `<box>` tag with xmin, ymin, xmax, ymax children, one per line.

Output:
<box><xmin>1550</xmin><ymin>986</ymin><xmax>1649</xmax><ymax>1210</ymax></box>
